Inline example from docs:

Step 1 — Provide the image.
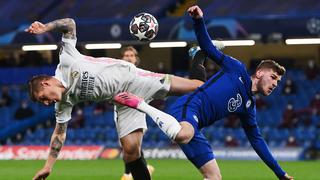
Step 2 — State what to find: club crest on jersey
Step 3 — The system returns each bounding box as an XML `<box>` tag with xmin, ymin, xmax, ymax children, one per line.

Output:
<box><xmin>71</xmin><ymin>71</ymin><xmax>79</xmax><ymax>78</ymax></box>
<box><xmin>246</xmin><ymin>100</ymin><xmax>252</xmax><ymax>108</ymax></box>
<box><xmin>228</xmin><ymin>93</ymin><xmax>242</xmax><ymax>112</ymax></box>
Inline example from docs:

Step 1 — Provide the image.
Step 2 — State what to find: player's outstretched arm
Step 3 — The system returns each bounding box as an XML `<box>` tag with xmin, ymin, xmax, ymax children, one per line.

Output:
<box><xmin>25</xmin><ymin>18</ymin><xmax>76</xmax><ymax>39</ymax></box>
<box><xmin>188</xmin><ymin>5</ymin><xmax>244</xmax><ymax>71</ymax></box>
<box><xmin>187</xmin><ymin>6</ymin><xmax>225</xmax><ymax>65</ymax></box>
<box><xmin>114</xmin><ymin>92</ymin><xmax>184</xmax><ymax>141</ymax></box>
<box><xmin>32</xmin><ymin>122</ymin><xmax>68</xmax><ymax>180</ymax></box>
<box><xmin>241</xmin><ymin>119</ymin><xmax>293</xmax><ymax>180</ymax></box>
<box><xmin>187</xmin><ymin>5</ymin><xmax>203</xmax><ymax>19</ymax></box>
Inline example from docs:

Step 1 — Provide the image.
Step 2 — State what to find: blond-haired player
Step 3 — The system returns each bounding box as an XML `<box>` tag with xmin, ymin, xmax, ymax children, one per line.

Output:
<box><xmin>25</xmin><ymin>18</ymin><xmax>204</xmax><ymax>180</ymax></box>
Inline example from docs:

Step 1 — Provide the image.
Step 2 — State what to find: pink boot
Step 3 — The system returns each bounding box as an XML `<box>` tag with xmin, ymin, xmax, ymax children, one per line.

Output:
<box><xmin>114</xmin><ymin>92</ymin><xmax>143</xmax><ymax>109</ymax></box>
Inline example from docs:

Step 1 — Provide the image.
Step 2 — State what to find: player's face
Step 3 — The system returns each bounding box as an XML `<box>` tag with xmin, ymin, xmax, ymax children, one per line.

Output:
<box><xmin>122</xmin><ymin>50</ymin><xmax>138</xmax><ymax>65</ymax></box>
<box><xmin>257</xmin><ymin>69</ymin><xmax>281</xmax><ymax>96</ymax></box>
<box><xmin>35</xmin><ymin>81</ymin><xmax>62</xmax><ymax>106</ymax></box>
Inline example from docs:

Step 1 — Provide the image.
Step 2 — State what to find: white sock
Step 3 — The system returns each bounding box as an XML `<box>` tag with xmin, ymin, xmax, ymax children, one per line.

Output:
<box><xmin>137</xmin><ymin>101</ymin><xmax>181</xmax><ymax>140</ymax></box>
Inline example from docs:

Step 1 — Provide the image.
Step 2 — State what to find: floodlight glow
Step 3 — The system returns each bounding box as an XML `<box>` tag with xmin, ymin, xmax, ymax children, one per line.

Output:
<box><xmin>217</xmin><ymin>40</ymin><xmax>255</xmax><ymax>46</ymax></box>
<box><xmin>285</xmin><ymin>38</ymin><xmax>320</xmax><ymax>45</ymax></box>
<box><xmin>85</xmin><ymin>43</ymin><xmax>122</xmax><ymax>49</ymax></box>
<box><xmin>149</xmin><ymin>41</ymin><xmax>187</xmax><ymax>48</ymax></box>
<box><xmin>22</xmin><ymin>45</ymin><xmax>58</xmax><ymax>51</ymax></box>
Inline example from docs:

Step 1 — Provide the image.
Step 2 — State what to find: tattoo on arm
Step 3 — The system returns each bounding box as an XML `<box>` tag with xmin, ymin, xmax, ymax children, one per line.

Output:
<box><xmin>45</xmin><ymin>18</ymin><xmax>76</xmax><ymax>39</ymax></box>
<box><xmin>56</xmin><ymin>122</ymin><xmax>68</xmax><ymax>134</ymax></box>
<box><xmin>49</xmin><ymin>122</ymin><xmax>67</xmax><ymax>158</ymax></box>
<box><xmin>50</xmin><ymin>136</ymin><xmax>63</xmax><ymax>158</ymax></box>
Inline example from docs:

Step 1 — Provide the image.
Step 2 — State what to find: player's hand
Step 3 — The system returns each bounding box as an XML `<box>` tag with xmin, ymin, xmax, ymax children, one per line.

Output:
<box><xmin>280</xmin><ymin>173</ymin><xmax>294</xmax><ymax>180</ymax></box>
<box><xmin>25</xmin><ymin>21</ymin><xmax>47</xmax><ymax>34</ymax></box>
<box><xmin>187</xmin><ymin>5</ymin><xmax>203</xmax><ymax>19</ymax></box>
<box><xmin>32</xmin><ymin>166</ymin><xmax>52</xmax><ymax>180</ymax></box>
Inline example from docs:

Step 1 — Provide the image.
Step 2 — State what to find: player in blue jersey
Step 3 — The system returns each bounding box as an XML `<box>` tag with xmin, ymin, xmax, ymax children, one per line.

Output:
<box><xmin>114</xmin><ymin>5</ymin><xmax>294</xmax><ymax>180</ymax></box>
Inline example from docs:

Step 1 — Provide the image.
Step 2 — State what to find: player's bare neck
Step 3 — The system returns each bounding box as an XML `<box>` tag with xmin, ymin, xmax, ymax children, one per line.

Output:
<box><xmin>250</xmin><ymin>76</ymin><xmax>258</xmax><ymax>94</ymax></box>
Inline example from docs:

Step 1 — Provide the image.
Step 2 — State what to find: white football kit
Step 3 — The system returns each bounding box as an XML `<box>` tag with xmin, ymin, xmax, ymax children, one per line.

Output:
<box><xmin>54</xmin><ymin>37</ymin><xmax>171</xmax><ymax>137</ymax></box>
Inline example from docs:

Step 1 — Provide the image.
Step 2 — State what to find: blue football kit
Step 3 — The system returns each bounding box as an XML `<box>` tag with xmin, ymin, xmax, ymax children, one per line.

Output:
<box><xmin>168</xmin><ymin>18</ymin><xmax>286</xmax><ymax>178</ymax></box>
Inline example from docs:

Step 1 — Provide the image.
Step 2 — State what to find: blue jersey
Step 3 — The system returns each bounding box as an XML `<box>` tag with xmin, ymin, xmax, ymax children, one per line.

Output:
<box><xmin>174</xmin><ymin>59</ymin><xmax>254</xmax><ymax>129</ymax></box>
<box><xmin>168</xmin><ymin>18</ymin><xmax>285</xmax><ymax>178</ymax></box>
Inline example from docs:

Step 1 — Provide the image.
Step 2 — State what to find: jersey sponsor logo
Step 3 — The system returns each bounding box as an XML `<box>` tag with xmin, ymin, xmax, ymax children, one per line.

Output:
<box><xmin>79</xmin><ymin>71</ymin><xmax>95</xmax><ymax>100</ymax></box>
<box><xmin>228</xmin><ymin>93</ymin><xmax>242</xmax><ymax>112</ymax></box>
<box><xmin>246</xmin><ymin>100</ymin><xmax>251</xmax><ymax>108</ymax></box>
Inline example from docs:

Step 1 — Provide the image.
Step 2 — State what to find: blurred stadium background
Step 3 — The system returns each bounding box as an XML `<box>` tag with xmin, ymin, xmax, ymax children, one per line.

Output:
<box><xmin>0</xmin><ymin>0</ymin><xmax>320</xmax><ymax>179</ymax></box>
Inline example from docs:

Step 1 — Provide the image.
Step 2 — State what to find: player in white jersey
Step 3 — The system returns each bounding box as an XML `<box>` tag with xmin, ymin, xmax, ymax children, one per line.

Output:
<box><xmin>118</xmin><ymin>46</ymin><xmax>154</xmax><ymax>180</ymax></box>
<box><xmin>25</xmin><ymin>18</ymin><xmax>204</xmax><ymax>180</ymax></box>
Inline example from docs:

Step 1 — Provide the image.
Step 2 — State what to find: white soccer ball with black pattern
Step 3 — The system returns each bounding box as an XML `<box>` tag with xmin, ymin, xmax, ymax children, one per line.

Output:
<box><xmin>129</xmin><ymin>12</ymin><xmax>159</xmax><ymax>41</ymax></box>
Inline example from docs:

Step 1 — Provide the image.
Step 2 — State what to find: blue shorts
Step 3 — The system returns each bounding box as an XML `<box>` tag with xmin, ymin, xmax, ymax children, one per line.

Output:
<box><xmin>168</xmin><ymin>96</ymin><xmax>215</xmax><ymax>169</ymax></box>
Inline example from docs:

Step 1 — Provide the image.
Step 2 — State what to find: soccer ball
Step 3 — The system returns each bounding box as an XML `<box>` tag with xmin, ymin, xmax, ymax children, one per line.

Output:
<box><xmin>129</xmin><ymin>12</ymin><xmax>159</xmax><ymax>41</ymax></box>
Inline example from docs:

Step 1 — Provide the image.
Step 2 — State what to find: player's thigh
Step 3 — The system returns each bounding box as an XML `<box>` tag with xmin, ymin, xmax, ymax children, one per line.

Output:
<box><xmin>130</xmin><ymin>73</ymin><xmax>170</xmax><ymax>100</ymax></box>
<box><xmin>199</xmin><ymin>159</ymin><xmax>222</xmax><ymax>180</ymax></box>
<box><xmin>115</xmin><ymin>105</ymin><xmax>147</xmax><ymax>138</ymax></box>
<box><xmin>179</xmin><ymin>130</ymin><xmax>214</xmax><ymax>169</ymax></box>
<box><xmin>169</xmin><ymin>75</ymin><xmax>203</xmax><ymax>96</ymax></box>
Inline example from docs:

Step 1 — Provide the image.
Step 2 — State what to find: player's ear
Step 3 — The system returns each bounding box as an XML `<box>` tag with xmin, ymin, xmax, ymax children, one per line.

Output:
<box><xmin>255</xmin><ymin>69</ymin><xmax>263</xmax><ymax>79</ymax></box>
<box><xmin>40</xmin><ymin>80</ymin><xmax>50</xmax><ymax>87</ymax></box>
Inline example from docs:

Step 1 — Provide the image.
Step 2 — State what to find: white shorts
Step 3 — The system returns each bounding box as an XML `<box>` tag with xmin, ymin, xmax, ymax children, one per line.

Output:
<box><xmin>114</xmin><ymin>73</ymin><xmax>171</xmax><ymax>138</ymax></box>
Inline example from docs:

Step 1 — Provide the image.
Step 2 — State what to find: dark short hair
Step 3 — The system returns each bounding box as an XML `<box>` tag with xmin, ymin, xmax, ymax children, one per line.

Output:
<box><xmin>120</xmin><ymin>46</ymin><xmax>140</xmax><ymax>66</ymax></box>
<box><xmin>28</xmin><ymin>74</ymin><xmax>52</xmax><ymax>101</ymax></box>
<box><xmin>256</xmin><ymin>60</ymin><xmax>286</xmax><ymax>76</ymax></box>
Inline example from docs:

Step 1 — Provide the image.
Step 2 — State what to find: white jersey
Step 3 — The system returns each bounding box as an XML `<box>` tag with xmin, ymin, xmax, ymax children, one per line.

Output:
<box><xmin>54</xmin><ymin>38</ymin><xmax>167</xmax><ymax>123</ymax></box>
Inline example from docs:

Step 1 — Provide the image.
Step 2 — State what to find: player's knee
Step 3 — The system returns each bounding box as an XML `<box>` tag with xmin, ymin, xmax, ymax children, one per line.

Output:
<box><xmin>120</xmin><ymin>130</ymin><xmax>144</xmax><ymax>161</ymax></box>
<box><xmin>216</xmin><ymin>173</ymin><xmax>222</xmax><ymax>180</ymax></box>
<box><xmin>122</xmin><ymin>144</ymin><xmax>141</xmax><ymax>162</ymax></box>
<box><xmin>203</xmin><ymin>173</ymin><xmax>222</xmax><ymax>180</ymax></box>
<box><xmin>175</xmin><ymin>130</ymin><xmax>193</xmax><ymax>144</ymax></box>
<box><xmin>175</xmin><ymin>122</ymin><xmax>194</xmax><ymax>144</ymax></box>
<box><xmin>123</xmin><ymin>145</ymin><xmax>140</xmax><ymax>156</ymax></box>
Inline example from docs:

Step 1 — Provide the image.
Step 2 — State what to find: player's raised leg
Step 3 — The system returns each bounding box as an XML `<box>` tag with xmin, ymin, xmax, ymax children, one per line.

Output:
<box><xmin>200</xmin><ymin>159</ymin><xmax>222</xmax><ymax>180</ymax></box>
<box><xmin>188</xmin><ymin>41</ymin><xmax>225</xmax><ymax>82</ymax></box>
<box><xmin>114</xmin><ymin>92</ymin><xmax>194</xmax><ymax>143</ymax></box>
<box><xmin>168</xmin><ymin>76</ymin><xmax>203</xmax><ymax>96</ymax></box>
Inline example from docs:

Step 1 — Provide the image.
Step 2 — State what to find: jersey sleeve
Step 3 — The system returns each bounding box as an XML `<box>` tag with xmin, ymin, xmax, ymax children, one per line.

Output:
<box><xmin>59</xmin><ymin>37</ymin><xmax>80</xmax><ymax>66</ymax></box>
<box><xmin>240</xmin><ymin>113</ymin><xmax>286</xmax><ymax>178</ymax></box>
<box><xmin>55</xmin><ymin>102</ymin><xmax>73</xmax><ymax>123</ymax></box>
<box><xmin>61</xmin><ymin>37</ymin><xmax>77</xmax><ymax>48</ymax></box>
<box><xmin>193</xmin><ymin>18</ymin><xmax>245</xmax><ymax>72</ymax></box>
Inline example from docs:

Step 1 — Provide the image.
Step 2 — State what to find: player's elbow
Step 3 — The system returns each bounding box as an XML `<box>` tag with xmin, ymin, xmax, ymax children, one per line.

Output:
<box><xmin>66</xmin><ymin>18</ymin><xmax>76</xmax><ymax>29</ymax></box>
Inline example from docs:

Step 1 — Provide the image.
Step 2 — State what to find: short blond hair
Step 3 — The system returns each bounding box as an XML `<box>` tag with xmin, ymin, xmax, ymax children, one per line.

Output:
<box><xmin>28</xmin><ymin>74</ymin><xmax>52</xmax><ymax>101</ymax></box>
<box><xmin>256</xmin><ymin>60</ymin><xmax>286</xmax><ymax>76</ymax></box>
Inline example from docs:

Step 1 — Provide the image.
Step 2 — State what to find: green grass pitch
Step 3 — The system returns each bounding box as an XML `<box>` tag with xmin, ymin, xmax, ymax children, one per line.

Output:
<box><xmin>0</xmin><ymin>159</ymin><xmax>318</xmax><ymax>180</ymax></box>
